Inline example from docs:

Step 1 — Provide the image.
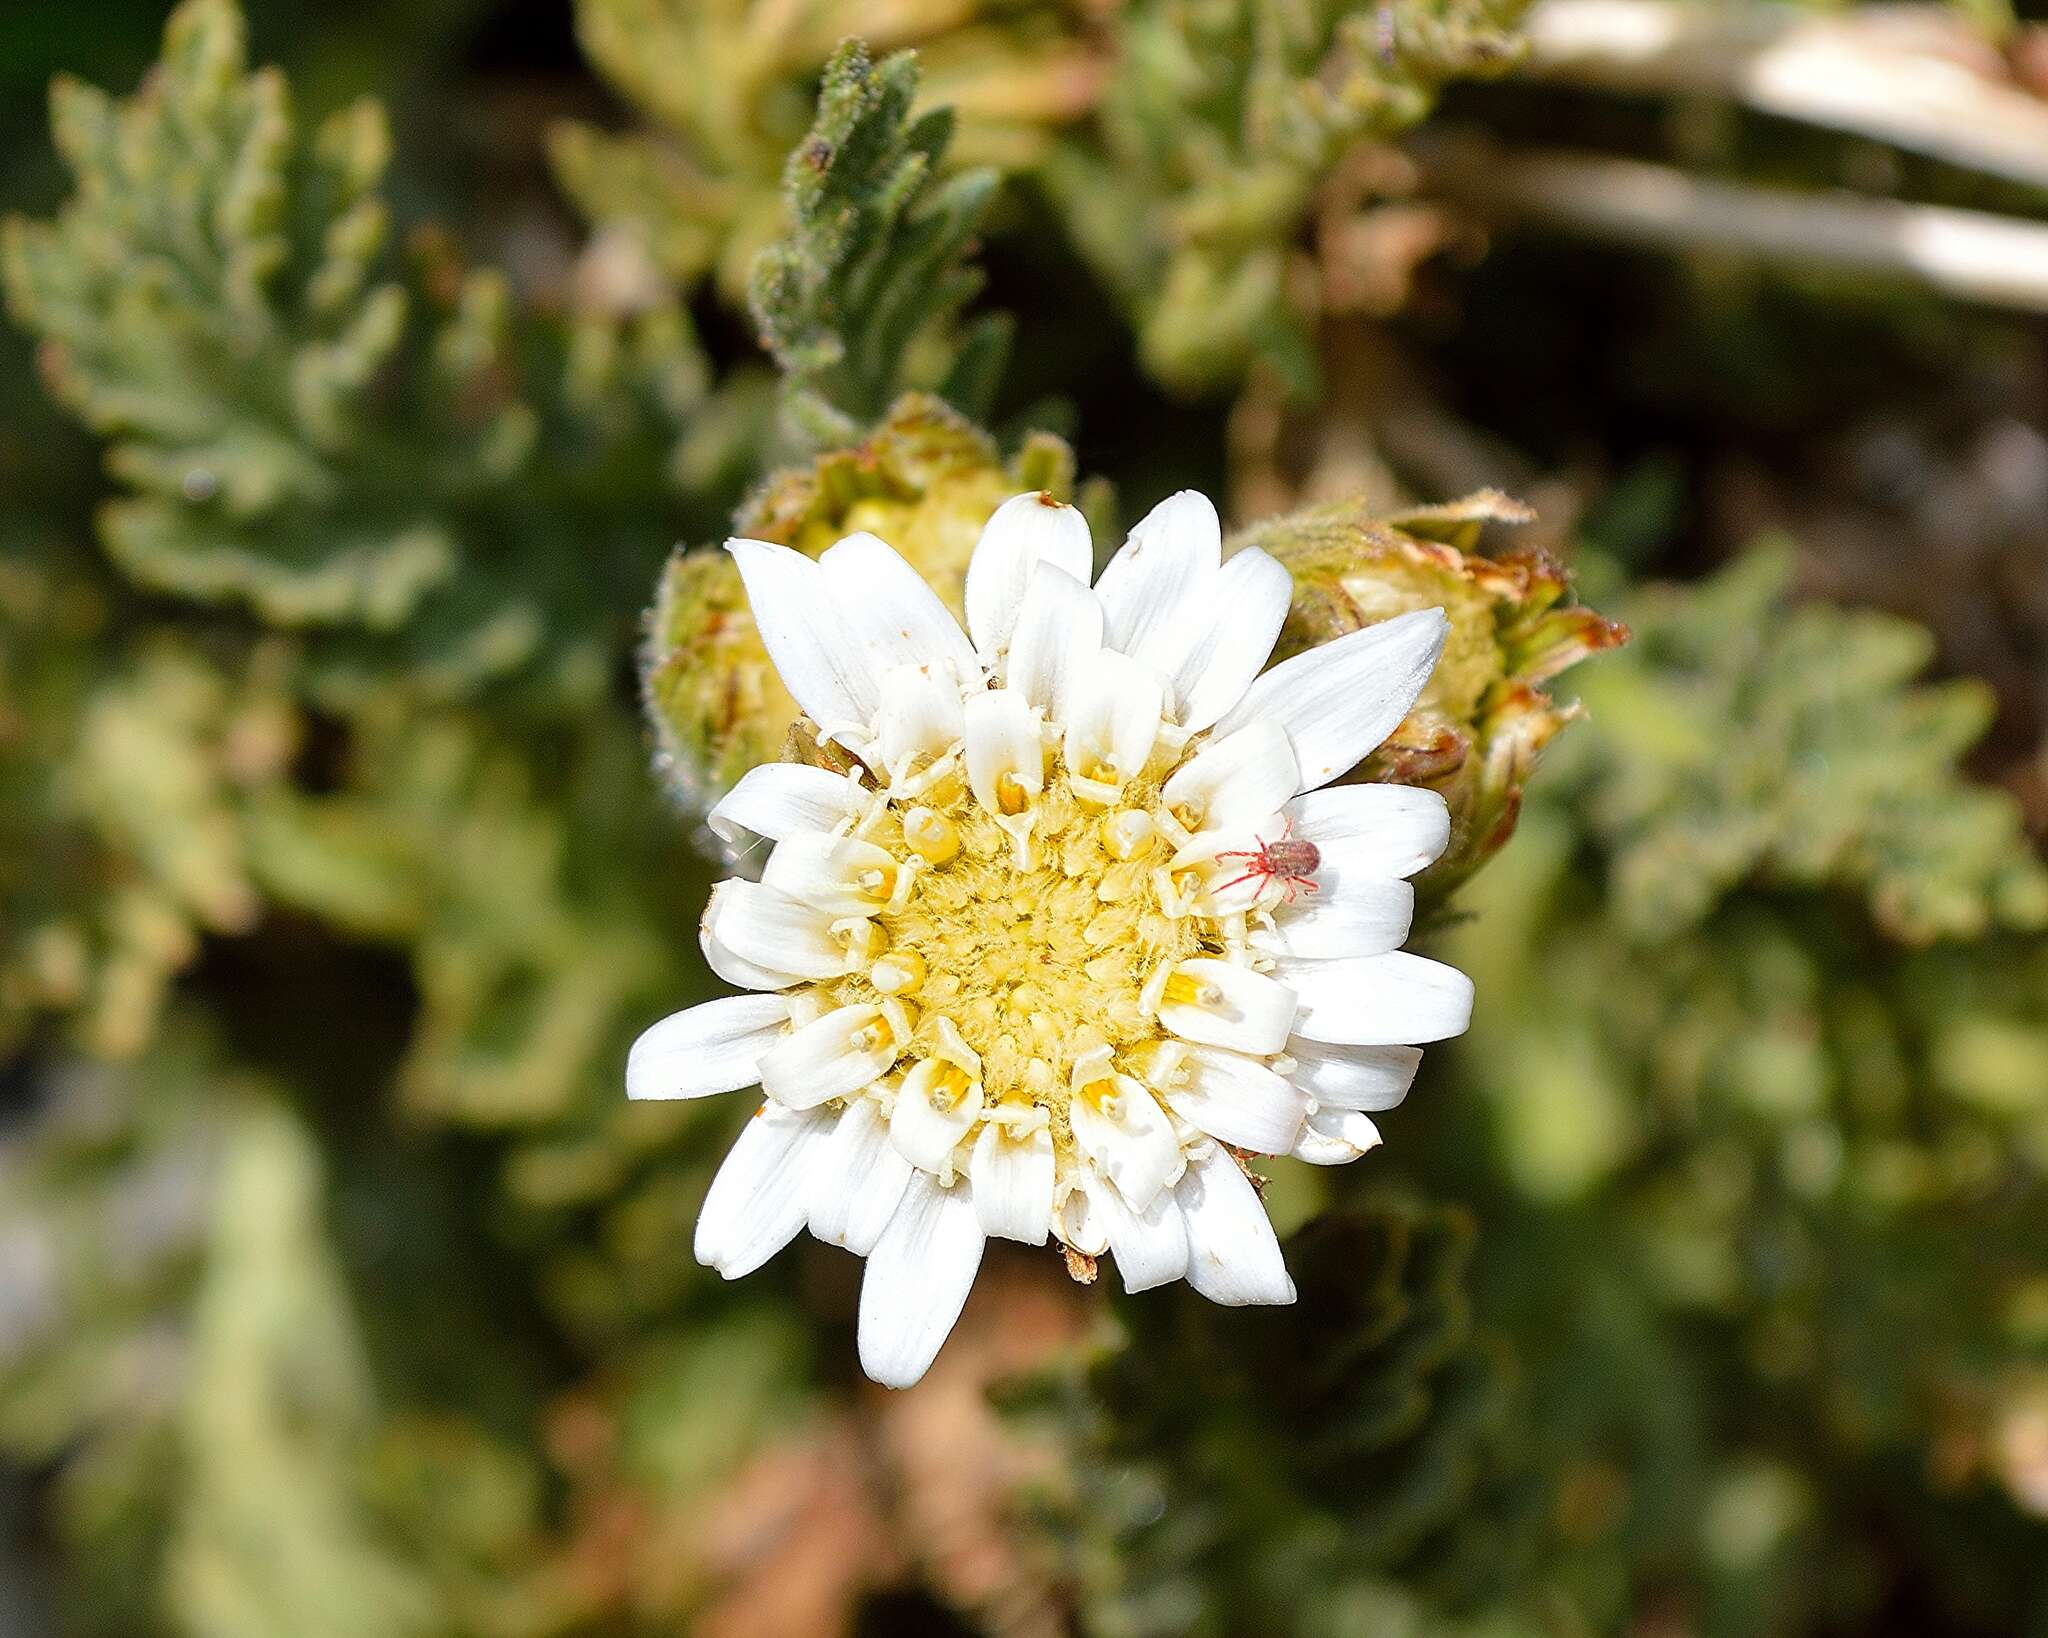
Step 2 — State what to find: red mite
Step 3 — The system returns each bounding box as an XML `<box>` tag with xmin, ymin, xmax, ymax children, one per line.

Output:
<box><xmin>1212</xmin><ymin>820</ymin><xmax>1322</xmax><ymax>904</ymax></box>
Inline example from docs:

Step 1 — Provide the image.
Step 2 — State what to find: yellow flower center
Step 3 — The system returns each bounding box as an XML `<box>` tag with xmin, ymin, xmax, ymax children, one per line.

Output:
<box><xmin>813</xmin><ymin>762</ymin><xmax>1225</xmax><ymax>1151</ymax></box>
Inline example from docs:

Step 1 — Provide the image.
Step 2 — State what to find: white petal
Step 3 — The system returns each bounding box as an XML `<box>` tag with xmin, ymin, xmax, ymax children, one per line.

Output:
<box><xmin>1276</xmin><ymin>951</ymin><xmax>1474</xmax><ymax>1046</ymax></box>
<box><xmin>1005</xmin><ymin>562</ymin><xmax>1103</xmax><ymax>718</ymax></box>
<box><xmin>819</xmin><ymin>530</ymin><xmax>978</xmax><ymax>683</ymax></box>
<box><xmin>1286</xmin><ymin>784</ymin><xmax>1451</xmax><ymax>880</ymax></box>
<box><xmin>963</xmin><ymin>689</ymin><xmax>1043</xmax><ymax>817</ymax></box>
<box><xmin>808</xmin><ymin>1096</ymin><xmax>913</xmax><ymax>1256</ymax></box>
<box><xmin>1248</xmin><ymin>876</ymin><xmax>1414</xmax><ymax>960</ymax></box>
<box><xmin>1292</xmin><ymin>1106</ymin><xmax>1383</xmax><ymax>1165</ymax></box>
<box><xmin>1176</xmin><ymin>1145</ymin><xmax>1294</xmax><ymax>1306</ymax></box>
<box><xmin>708</xmin><ymin>764</ymin><xmax>867</xmax><ymax>856</ymax></box>
<box><xmin>1284</xmin><ymin>1037</ymin><xmax>1421</xmax><ymax>1112</ymax></box>
<box><xmin>969</xmin><ymin>1116</ymin><xmax>1054</xmax><ymax>1244</ymax></box>
<box><xmin>1158</xmin><ymin>958</ymin><xmax>1297</xmax><ymax>1055</ymax></box>
<box><xmin>1094</xmin><ymin>490</ymin><xmax>1222</xmax><ymax>665</ymax></box>
<box><xmin>890</xmin><ymin>1060</ymin><xmax>986</xmax><ymax>1176</ymax></box>
<box><xmin>1059</xmin><ymin>1176</ymin><xmax>1110</xmax><ymax>1257</ymax></box>
<box><xmin>1069</xmin><ymin>1076</ymin><xmax>1181</xmax><ymax>1211</ymax></box>
<box><xmin>700</xmin><ymin>889</ymin><xmax>804</xmax><ymax>992</ymax></box>
<box><xmin>694</xmin><ymin>1102</ymin><xmax>831</xmax><ymax>1278</ymax></box>
<box><xmin>726</xmin><ymin>538</ymin><xmax>878</xmax><ymax>741</ymax></box>
<box><xmin>1159</xmin><ymin>720</ymin><xmax>1299</xmax><ymax>834</ymax></box>
<box><xmin>626</xmin><ymin>994</ymin><xmax>789</xmax><ymax>1101</ymax></box>
<box><xmin>1167</xmin><ymin>546</ymin><xmax>1292</xmax><ymax>732</ymax></box>
<box><xmin>1160</xmin><ymin>1044</ymin><xmax>1308</xmax><ymax>1153</ymax></box>
<box><xmin>876</xmin><ymin>662</ymin><xmax>967</xmax><ymax>781</ymax></box>
<box><xmin>1091</xmin><ymin>1176</ymin><xmax>1189</xmax><ymax>1293</ymax></box>
<box><xmin>1063</xmin><ymin>648</ymin><xmax>1162</xmax><ymax>802</ymax></box>
<box><xmin>1212</xmin><ymin>608</ymin><xmax>1449</xmax><ymax>793</ymax></box>
<box><xmin>762</xmin><ymin>832</ymin><xmax>904</xmax><ymax>918</ymax></box>
<box><xmin>705</xmin><ymin>879</ymin><xmax>852</xmax><ymax>981</ymax></box>
<box><xmin>757</xmin><ymin>1002</ymin><xmax>905</xmax><ymax>1110</ymax></box>
<box><xmin>858</xmin><ymin>1173</ymin><xmax>985</xmax><ymax>1388</ymax></box>
<box><xmin>963</xmin><ymin>491</ymin><xmax>1094</xmax><ymax>657</ymax></box>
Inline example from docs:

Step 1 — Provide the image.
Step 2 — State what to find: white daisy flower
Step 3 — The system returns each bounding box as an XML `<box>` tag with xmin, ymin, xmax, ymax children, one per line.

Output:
<box><xmin>628</xmin><ymin>490</ymin><xmax>1474</xmax><ymax>1387</ymax></box>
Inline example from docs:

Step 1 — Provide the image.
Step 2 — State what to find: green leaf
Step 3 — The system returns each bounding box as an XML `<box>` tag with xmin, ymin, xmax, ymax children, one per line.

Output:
<box><xmin>5</xmin><ymin>0</ymin><xmax>732</xmax><ymax>699</ymax></box>
<box><xmin>1570</xmin><ymin>544</ymin><xmax>2048</xmax><ymax>945</ymax></box>
<box><xmin>0</xmin><ymin>541</ymin><xmax>294</xmax><ymax>1060</ymax></box>
<box><xmin>1042</xmin><ymin>0</ymin><xmax>1532</xmax><ymax>394</ymax></box>
<box><xmin>165</xmin><ymin>1098</ymin><xmax>442</xmax><ymax>1638</ymax></box>
<box><xmin>3</xmin><ymin>0</ymin><xmax>449</xmax><ymax>625</ymax></box>
<box><xmin>747</xmin><ymin>40</ymin><xmax>1003</xmax><ymax>444</ymax></box>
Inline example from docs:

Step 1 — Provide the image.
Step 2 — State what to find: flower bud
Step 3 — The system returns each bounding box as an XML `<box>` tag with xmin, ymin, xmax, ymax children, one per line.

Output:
<box><xmin>1239</xmin><ymin>490</ymin><xmax>1627</xmax><ymax>900</ymax></box>
<box><xmin>641</xmin><ymin>394</ymin><xmax>1083</xmax><ymax>817</ymax></box>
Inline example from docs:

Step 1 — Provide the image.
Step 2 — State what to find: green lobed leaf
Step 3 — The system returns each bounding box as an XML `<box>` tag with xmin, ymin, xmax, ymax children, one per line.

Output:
<box><xmin>1043</xmin><ymin>0</ymin><xmax>1532</xmax><ymax>394</ymax></box>
<box><xmin>1569</xmin><ymin>544</ymin><xmax>2048</xmax><ymax>945</ymax></box>
<box><xmin>5</xmin><ymin>0</ymin><xmax>735</xmax><ymax>700</ymax></box>
<box><xmin>747</xmin><ymin>40</ymin><xmax>1005</xmax><ymax>446</ymax></box>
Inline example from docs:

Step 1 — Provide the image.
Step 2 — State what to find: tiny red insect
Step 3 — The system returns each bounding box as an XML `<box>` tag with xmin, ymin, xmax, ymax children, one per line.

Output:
<box><xmin>1212</xmin><ymin>819</ymin><xmax>1322</xmax><ymax>904</ymax></box>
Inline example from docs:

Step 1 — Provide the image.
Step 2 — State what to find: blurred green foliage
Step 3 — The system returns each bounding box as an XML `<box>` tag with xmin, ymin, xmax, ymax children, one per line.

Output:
<box><xmin>1044</xmin><ymin>0</ymin><xmax>1529</xmax><ymax>391</ymax></box>
<box><xmin>2</xmin><ymin>0</ymin><xmax>2045</xmax><ymax>1634</ymax></box>
<box><xmin>548</xmin><ymin>0</ymin><xmax>1104</xmax><ymax>303</ymax></box>
<box><xmin>1569</xmin><ymin>547</ymin><xmax>2048</xmax><ymax>947</ymax></box>
<box><xmin>1425</xmin><ymin>547</ymin><xmax>2048</xmax><ymax>1633</ymax></box>
<box><xmin>1010</xmin><ymin>1201</ymin><xmax>1530</xmax><ymax>1638</ymax></box>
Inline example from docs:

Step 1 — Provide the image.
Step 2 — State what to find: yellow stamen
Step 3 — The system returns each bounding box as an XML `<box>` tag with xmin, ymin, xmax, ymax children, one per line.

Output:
<box><xmin>833</xmin><ymin>917</ymin><xmax>886</xmax><ymax>965</ymax></box>
<box><xmin>907</xmin><ymin>1055</ymin><xmax>976</xmax><ymax>1113</ymax></box>
<box><xmin>871</xmin><ymin>948</ymin><xmax>926</xmax><ymax>996</ymax></box>
<box><xmin>846</xmin><ymin>998</ymin><xmax>913</xmax><ymax>1060</ymax></box>
<box><xmin>901</xmin><ymin>806</ymin><xmax>959</xmax><ymax>865</ymax></box>
<box><xmin>1103</xmin><ymin>809</ymin><xmax>1155</xmax><ymax>861</ymax></box>
<box><xmin>1069</xmin><ymin>1044</ymin><xmax>1121</xmax><ymax>1115</ymax></box>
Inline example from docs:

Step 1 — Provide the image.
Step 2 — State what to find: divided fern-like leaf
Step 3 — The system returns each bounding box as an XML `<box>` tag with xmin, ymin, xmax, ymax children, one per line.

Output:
<box><xmin>4</xmin><ymin>0</ymin><xmax>735</xmax><ymax>700</ymax></box>
<box><xmin>748</xmin><ymin>40</ymin><xmax>1003</xmax><ymax>447</ymax></box>
<box><xmin>1569</xmin><ymin>544</ymin><xmax>2048</xmax><ymax>944</ymax></box>
<box><xmin>1046</xmin><ymin>0</ymin><xmax>1530</xmax><ymax>393</ymax></box>
<box><xmin>3</xmin><ymin>0</ymin><xmax>454</xmax><ymax>625</ymax></box>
